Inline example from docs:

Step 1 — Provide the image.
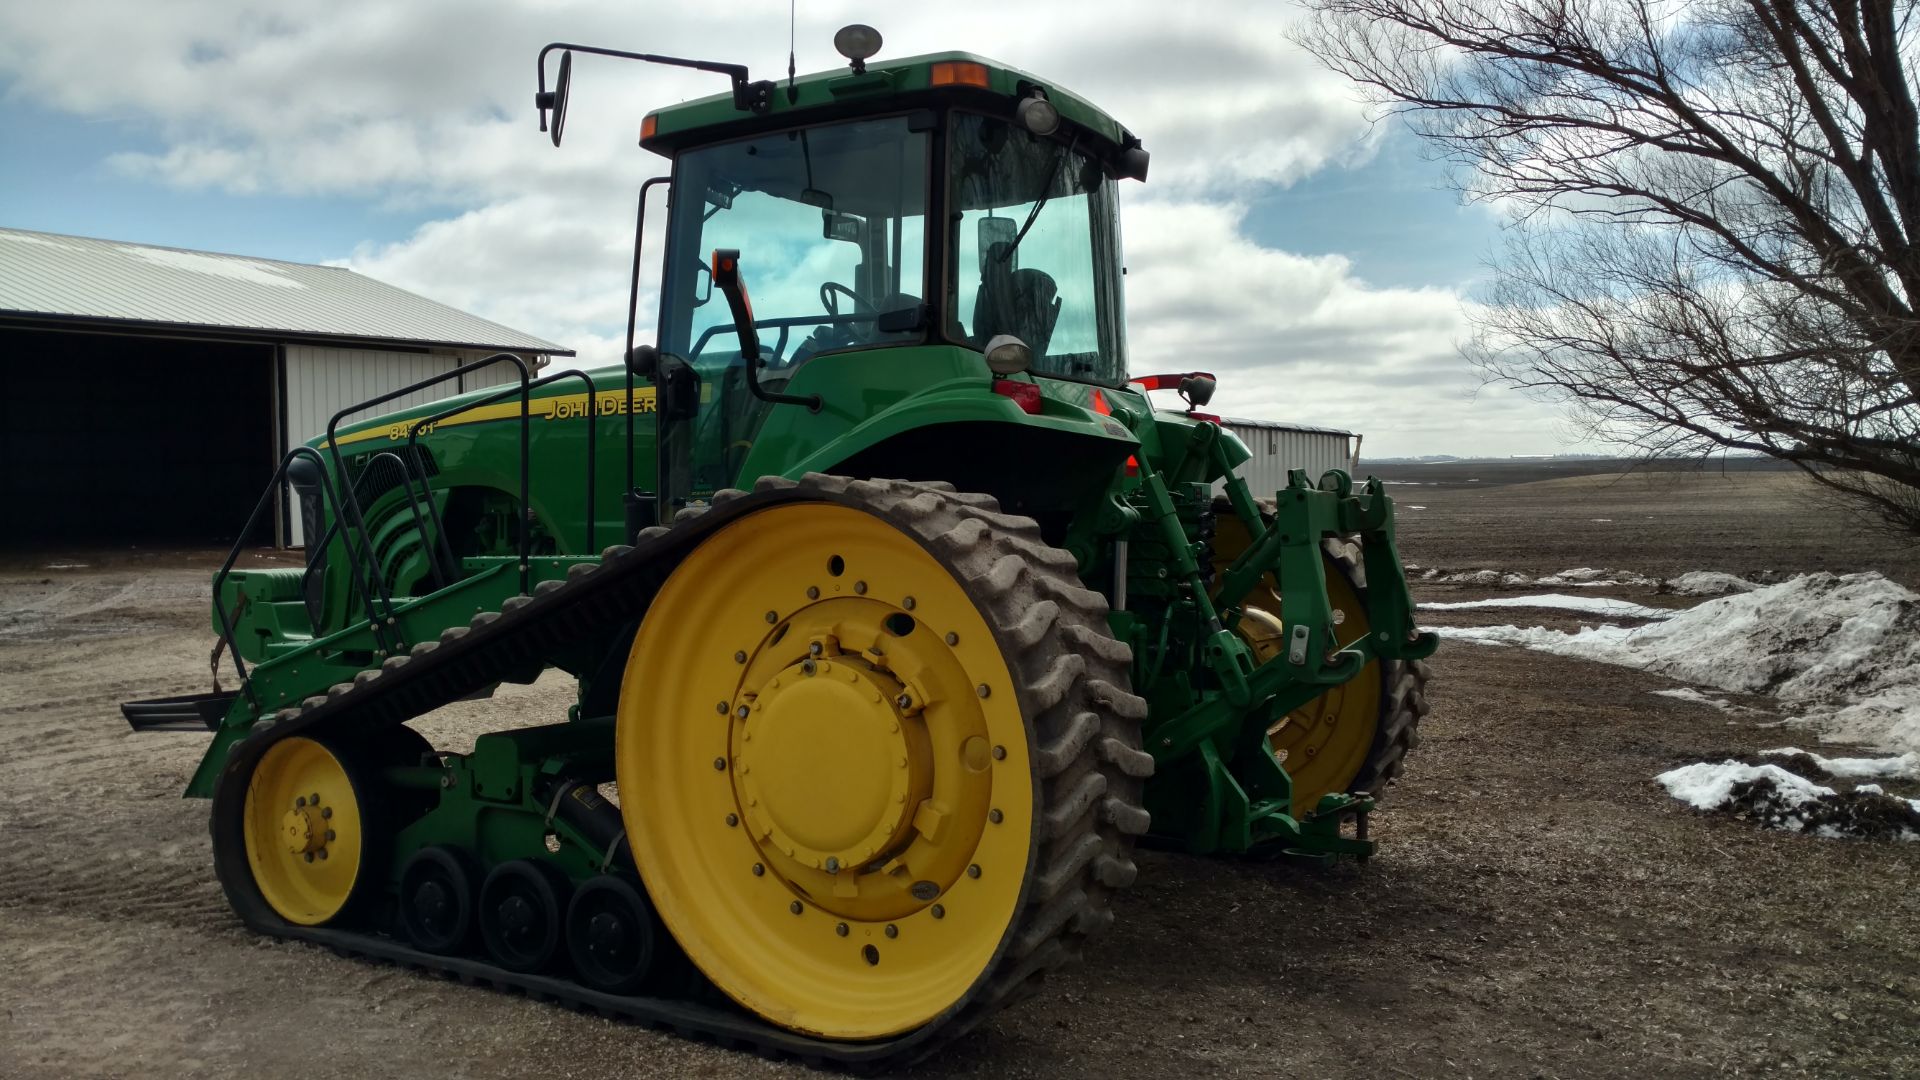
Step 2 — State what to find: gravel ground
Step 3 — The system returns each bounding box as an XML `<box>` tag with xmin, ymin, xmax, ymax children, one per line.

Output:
<box><xmin>2</xmin><ymin>471</ymin><xmax>1916</xmax><ymax>1079</ymax></box>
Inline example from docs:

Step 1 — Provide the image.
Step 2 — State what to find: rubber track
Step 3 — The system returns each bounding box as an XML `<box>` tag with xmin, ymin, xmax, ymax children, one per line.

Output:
<box><xmin>207</xmin><ymin>473</ymin><xmax>1150</xmax><ymax>1070</ymax></box>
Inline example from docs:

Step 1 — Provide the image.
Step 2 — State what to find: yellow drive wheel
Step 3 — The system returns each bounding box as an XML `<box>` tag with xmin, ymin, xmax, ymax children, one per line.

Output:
<box><xmin>619</xmin><ymin>482</ymin><xmax>1146</xmax><ymax>1043</ymax></box>
<box><xmin>241</xmin><ymin>735</ymin><xmax>370</xmax><ymax>925</ymax></box>
<box><xmin>1211</xmin><ymin>503</ymin><xmax>1423</xmax><ymax>815</ymax></box>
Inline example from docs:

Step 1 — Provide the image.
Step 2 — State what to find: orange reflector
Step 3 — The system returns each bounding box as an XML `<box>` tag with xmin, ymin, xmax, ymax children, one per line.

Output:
<box><xmin>640</xmin><ymin>114</ymin><xmax>658</xmax><ymax>141</ymax></box>
<box><xmin>1090</xmin><ymin>389</ymin><xmax>1111</xmax><ymax>415</ymax></box>
<box><xmin>931</xmin><ymin>61</ymin><xmax>990</xmax><ymax>88</ymax></box>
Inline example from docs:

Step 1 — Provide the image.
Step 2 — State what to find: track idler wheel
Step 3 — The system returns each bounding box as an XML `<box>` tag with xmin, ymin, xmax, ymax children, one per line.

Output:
<box><xmin>399</xmin><ymin>845</ymin><xmax>479</xmax><ymax>954</ymax></box>
<box><xmin>565</xmin><ymin>875</ymin><xmax>660</xmax><ymax>994</ymax></box>
<box><xmin>237</xmin><ymin>735</ymin><xmax>383</xmax><ymax>926</ymax></box>
<box><xmin>479</xmin><ymin>859</ymin><xmax>570</xmax><ymax>973</ymax></box>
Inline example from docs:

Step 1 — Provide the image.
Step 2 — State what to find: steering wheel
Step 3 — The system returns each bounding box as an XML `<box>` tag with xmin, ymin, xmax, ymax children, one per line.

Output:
<box><xmin>819</xmin><ymin>281</ymin><xmax>873</xmax><ymax>319</ymax></box>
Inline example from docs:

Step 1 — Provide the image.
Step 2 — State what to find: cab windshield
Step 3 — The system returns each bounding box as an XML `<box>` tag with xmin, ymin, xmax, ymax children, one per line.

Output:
<box><xmin>947</xmin><ymin>112</ymin><xmax>1128</xmax><ymax>384</ymax></box>
<box><xmin>659</xmin><ymin>115</ymin><xmax>929</xmax><ymax>366</ymax></box>
<box><xmin>655</xmin><ymin>114</ymin><xmax>929</xmax><ymax>499</ymax></box>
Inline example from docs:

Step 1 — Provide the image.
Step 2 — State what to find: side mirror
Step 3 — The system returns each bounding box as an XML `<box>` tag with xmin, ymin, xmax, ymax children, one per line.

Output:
<box><xmin>978</xmin><ymin>216</ymin><xmax>1017</xmax><ymax>272</ymax></box>
<box><xmin>535</xmin><ymin>50</ymin><xmax>573</xmax><ymax>147</ymax></box>
<box><xmin>1178</xmin><ymin>373</ymin><xmax>1216</xmax><ymax>409</ymax></box>
<box><xmin>1120</xmin><ymin>145</ymin><xmax>1150</xmax><ymax>182</ymax></box>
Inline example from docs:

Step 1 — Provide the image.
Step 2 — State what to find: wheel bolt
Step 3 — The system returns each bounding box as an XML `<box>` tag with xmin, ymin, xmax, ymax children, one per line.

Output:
<box><xmin>854</xmin><ymin>580</ymin><xmax>867</xmax><ymax>595</ymax></box>
<box><xmin>320</xmin><ymin>807</ymin><xmax>332</xmax><ymax>819</ymax></box>
<box><xmin>304</xmin><ymin>852</ymin><xmax>314</xmax><ymax>863</ymax></box>
<box><xmin>765</xmin><ymin>610</ymin><xmax>778</xmax><ymax>624</ymax></box>
<box><xmin>752</xmin><ymin>863</ymin><xmax>765</xmax><ymax>876</ymax></box>
<box><xmin>790</xmin><ymin>900</ymin><xmax>803</xmax><ymax>915</ymax></box>
<box><xmin>802</xmin><ymin>659</ymin><xmax>817</xmax><ymax>676</ymax></box>
<box><xmin>317</xmin><ymin>849</ymin><xmax>328</xmax><ymax>860</ymax></box>
<box><xmin>968</xmin><ymin>864</ymin><xmax>982</xmax><ymax>879</ymax></box>
<box><xmin>295</xmin><ymin>797</ymin><xmax>306</xmax><ymax>808</ymax></box>
<box><xmin>945</xmin><ymin>632</ymin><xmax>959</xmax><ymax>646</ymax></box>
<box><xmin>310</xmin><ymin>793</ymin><xmax>320</xmax><ymax>805</ymax></box>
<box><xmin>807</xmin><ymin>586</ymin><xmax>820</xmax><ymax>599</ymax></box>
<box><xmin>734</xmin><ymin>651</ymin><xmax>747</xmax><ymax>664</ymax></box>
<box><xmin>736</xmin><ymin>705</ymin><xmax>750</xmax><ymax>719</ymax></box>
<box><xmin>325</xmin><ymin>829</ymin><xmax>336</xmax><ymax>841</ymax></box>
<box><xmin>725</xmin><ymin>813</ymin><xmax>738</xmax><ymax>827</ymax></box>
<box><xmin>809</xmin><ymin>642</ymin><xmax>824</xmax><ymax>657</ymax></box>
<box><xmin>992</xmin><ymin>745</ymin><xmax>1006</xmax><ymax>760</ymax></box>
<box><xmin>884</xmin><ymin>924</ymin><xmax>898</xmax><ymax>939</ymax></box>
<box><xmin>989</xmin><ymin>809</ymin><xmax>1003</xmax><ymax>824</ymax></box>
<box><xmin>825</xmin><ymin>856</ymin><xmax>839</xmax><ymax>874</ymax></box>
<box><xmin>713</xmin><ymin>757</ymin><xmax>727</xmax><ymax>771</ymax></box>
<box><xmin>895</xmin><ymin>693</ymin><xmax>912</xmax><ymax>709</ymax></box>
<box><xmin>836</xmin><ymin>922</ymin><xmax>849</xmax><ymax>937</ymax></box>
<box><xmin>932</xmin><ymin>904</ymin><xmax>945</xmax><ymax>919</ymax></box>
<box><xmin>716</xmin><ymin>701</ymin><xmax>729</xmax><ymax>714</ymax></box>
<box><xmin>903</xmin><ymin>596</ymin><xmax>916</xmax><ymax>610</ymax></box>
<box><xmin>977</xmin><ymin>684</ymin><xmax>991</xmax><ymax>698</ymax></box>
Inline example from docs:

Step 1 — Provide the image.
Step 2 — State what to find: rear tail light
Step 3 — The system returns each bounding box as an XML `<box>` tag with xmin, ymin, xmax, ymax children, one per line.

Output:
<box><xmin>992</xmin><ymin>380</ymin><xmax>1042</xmax><ymax>415</ymax></box>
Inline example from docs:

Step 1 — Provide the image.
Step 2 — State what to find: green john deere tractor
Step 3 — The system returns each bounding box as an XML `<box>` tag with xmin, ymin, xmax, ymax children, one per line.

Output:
<box><xmin>128</xmin><ymin>26</ymin><xmax>1434</xmax><ymax>1066</ymax></box>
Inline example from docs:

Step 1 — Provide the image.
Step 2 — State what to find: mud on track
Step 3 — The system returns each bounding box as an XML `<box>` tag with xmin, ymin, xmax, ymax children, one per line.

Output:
<box><xmin>2</xmin><ymin>471</ymin><xmax>1917</xmax><ymax>1079</ymax></box>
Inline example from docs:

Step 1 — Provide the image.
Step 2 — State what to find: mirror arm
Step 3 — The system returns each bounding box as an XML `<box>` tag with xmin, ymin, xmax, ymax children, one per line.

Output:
<box><xmin>710</xmin><ymin>249</ymin><xmax>821</xmax><ymax>413</ymax></box>
<box><xmin>536</xmin><ymin>42</ymin><xmax>774</xmax><ymax>128</ymax></box>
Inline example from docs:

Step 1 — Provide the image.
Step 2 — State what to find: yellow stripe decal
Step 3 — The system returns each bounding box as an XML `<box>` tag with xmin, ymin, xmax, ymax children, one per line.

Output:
<box><xmin>323</xmin><ymin>387</ymin><xmax>658</xmax><ymax>449</ymax></box>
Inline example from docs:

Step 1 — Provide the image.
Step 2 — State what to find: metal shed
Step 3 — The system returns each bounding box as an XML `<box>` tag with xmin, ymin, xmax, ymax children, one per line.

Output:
<box><xmin>0</xmin><ymin>227</ymin><xmax>570</xmax><ymax>547</ymax></box>
<box><xmin>1215</xmin><ymin>417</ymin><xmax>1357</xmax><ymax>499</ymax></box>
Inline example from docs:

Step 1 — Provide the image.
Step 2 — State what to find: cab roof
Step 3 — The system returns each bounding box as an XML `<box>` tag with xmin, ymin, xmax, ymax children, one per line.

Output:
<box><xmin>640</xmin><ymin>50</ymin><xmax>1138</xmax><ymax>160</ymax></box>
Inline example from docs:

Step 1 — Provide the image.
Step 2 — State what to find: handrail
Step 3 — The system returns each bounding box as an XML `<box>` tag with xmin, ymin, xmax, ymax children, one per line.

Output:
<box><xmin>326</xmin><ymin>352</ymin><xmax>531</xmax><ymax>603</ymax></box>
<box><xmin>211</xmin><ymin>447</ymin><xmax>383</xmax><ymax>712</ymax></box>
<box><xmin>404</xmin><ymin>367</ymin><xmax>600</xmax><ymax>557</ymax></box>
<box><xmin>625</xmin><ymin>175</ymin><xmax>671</xmax><ymax>541</ymax></box>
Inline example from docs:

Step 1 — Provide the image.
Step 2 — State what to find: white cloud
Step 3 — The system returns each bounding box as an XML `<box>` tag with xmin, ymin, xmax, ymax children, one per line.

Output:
<box><xmin>0</xmin><ymin>0</ymin><xmax>1574</xmax><ymax>456</ymax></box>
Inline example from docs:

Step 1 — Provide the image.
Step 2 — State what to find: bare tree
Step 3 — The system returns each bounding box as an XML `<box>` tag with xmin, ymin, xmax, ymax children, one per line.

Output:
<box><xmin>1296</xmin><ymin>0</ymin><xmax>1920</xmax><ymax>533</ymax></box>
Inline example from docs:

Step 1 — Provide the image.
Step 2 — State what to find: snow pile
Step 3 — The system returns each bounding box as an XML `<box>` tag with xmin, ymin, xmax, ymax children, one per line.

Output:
<box><xmin>1418</xmin><ymin>566</ymin><xmax>1659</xmax><ymax>588</ymax></box>
<box><xmin>1422</xmin><ymin>593</ymin><xmax>1672</xmax><ymax>619</ymax></box>
<box><xmin>1433</xmin><ymin>572</ymin><xmax>1920</xmax><ymax>752</ymax></box>
<box><xmin>1668</xmin><ymin>571</ymin><xmax>1760</xmax><ymax>596</ymax></box>
<box><xmin>1761</xmin><ymin>747</ymin><xmax>1920</xmax><ymax>780</ymax></box>
<box><xmin>1656</xmin><ymin>760</ymin><xmax>1920</xmax><ymax>840</ymax></box>
<box><xmin>1650</xmin><ymin>687</ymin><xmax>1737</xmax><ymax>712</ymax></box>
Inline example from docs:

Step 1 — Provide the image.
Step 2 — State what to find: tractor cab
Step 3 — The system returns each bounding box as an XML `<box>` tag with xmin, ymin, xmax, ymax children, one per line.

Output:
<box><xmin>540</xmin><ymin>34</ymin><xmax>1149</xmax><ymax>509</ymax></box>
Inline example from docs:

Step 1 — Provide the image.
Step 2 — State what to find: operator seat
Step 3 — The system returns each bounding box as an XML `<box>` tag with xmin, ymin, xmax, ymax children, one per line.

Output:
<box><xmin>973</xmin><ymin>242</ymin><xmax>1061</xmax><ymax>357</ymax></box>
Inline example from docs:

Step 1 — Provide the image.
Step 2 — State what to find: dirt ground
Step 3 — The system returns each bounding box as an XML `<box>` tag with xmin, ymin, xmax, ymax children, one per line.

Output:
<box><xmin>3</xmin><ymin>469</ymin><xmax>1918</xmax><ymax>1079</ymax></box>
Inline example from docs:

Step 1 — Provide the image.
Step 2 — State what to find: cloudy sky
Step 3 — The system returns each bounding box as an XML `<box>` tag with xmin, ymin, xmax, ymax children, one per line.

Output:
<box><xmin>0</xmin><ymin>1</ymin><xmax>1586</xmax><ymax>457</ymax></box>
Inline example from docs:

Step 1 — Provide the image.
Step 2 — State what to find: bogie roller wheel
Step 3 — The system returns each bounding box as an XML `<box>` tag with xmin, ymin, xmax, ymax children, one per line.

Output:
<box><xmin>399</xmin><ymin>845</ymin><xmax>480</xmax><ymax>954</ymax></box>
<box><xmin>235</xmin><ymin>735</ymin><xmax>382</xmax><ymax>926</ymax></box>
<box><xmin>566</xmin><ymin>875</ymin><xmax>661</xmax><ymax>995</ymax></box>
<box><xmin>1210</xmin><ymin>496</ymin><xmax>1432</xmax><ymax>815</ymax></box>
<box><xmin>618</xmin><ymin>477</ymin><xmax>1149</xmax><ymax>1044</ymax></box>
<box><xmin>479</xmin><ymin>859</ymin><xmax>570</xmax><ymax>973</ymax></box>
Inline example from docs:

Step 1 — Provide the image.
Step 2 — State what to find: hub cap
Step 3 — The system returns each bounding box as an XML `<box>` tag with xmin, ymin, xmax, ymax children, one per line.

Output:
<box><xmin>241</xmin><ymin>737</ymin><xmax>363</xmax><ymax>925</ymax></box>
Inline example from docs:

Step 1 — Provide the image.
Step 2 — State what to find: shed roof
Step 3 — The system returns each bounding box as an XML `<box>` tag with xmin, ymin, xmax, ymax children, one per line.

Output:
<box><xmin>1219</xmin><ymin>415</ymin><xmax>1355</xmax><ymax>439</ymax></box>
<box><xmin>0</xmin><ymin>227</ymin><xmax>571</xmax><ymax>355</ymax></box>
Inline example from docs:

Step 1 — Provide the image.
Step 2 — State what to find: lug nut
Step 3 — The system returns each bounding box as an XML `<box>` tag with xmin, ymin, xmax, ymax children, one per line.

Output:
<box><xmin>725</xmin><ymin>813</ymin><xmax>738</xmax><ymax>827</ymax></box>
<box><xmin>320</xmin><ymin>807</ymin><xmax>332</xmax><ymax>819</ymax></box>
<box><xmin>735</xmin><ymin>651</ymin><xmax>748</xmax><ymax>664</ymax></box>
<box><xmin>752</xmin><ymin>863</ymin><xmax>765</xmax><ymax>876</ymax></box>
<box><xmin>790</xmin><ymin>901</ymin><xmax>804</xmax><ymax>915</ymax></box>
<box><xmin>825</xmin><ymin>856</ymin><xmax>840</xmax><ymax>874</ymax></box>
<box><xmin>989</xmin><ymin>809</ymin><xmax>1003</xmax><ymax>824</ymax></box>
<box><xmin>809</xmin><ymin>641</ymin><xmax>824</xmax><ymax>657</ymax></box>
<box><xmin>895</xmin><ymin>693</ymin><xmax>912</xmax><ymax>709</ymax></box>
<box><xmin>324</xmin><ymin>830</ymin><xmax>336</xmax><ymax>841</ymax></box>
<box><xmin>854</xmin><ymin>581</ymin><xmax>868</xmax><ymax>595</ymax></box>
<box><xmin>992</xmin><ymin>744</ymin><xmax>1006</xmax><ymax>760</ymax></box>
<box><xmin>884</xmin><ymin>924</ymin><xmax>898</xmax><ymax>939</ymax></box>
<box><xmin>716</xmin><ymin>701</ymin><xmax>729</xmax><ymax>714</ymax></box>
<box><xmin>807</xmin><ymin>586</ymin><xmax>820</xmax><ymax>599</ymax></box>
<box><xmin>713</xmin><ymin>757</ymin><xmax>727</xmax><ymax>771</ymax></box>
<box><xmin>836</xmin><ymin>922</ymin><xmax>849</xmax><ymax>937</ymax></box>
<box><xmin>736</xmin><ymin>705</ymin><xmax>750</xmax><ymax>719</ymax></box>
<box><xmin>903</xmin><ymin>596</ymin><xmax>916</xmax><ymax>610</ymax></box>
<box><xmin>802</xmin><ymin>659</ymin><xmax>817</xmax><ymax>676</ymax></box>
<box><xmin>968</xmin><ymin>864</ymin><xmax>982</xmax><ymax>879</ymax></box>
<box><xmin>932</xmin><ymin>904</ymin><xmax>945</xmax><ymax>919</ymax></box>
<box><xmin>945</xmin><ymin>632</ymin><xmax>959</xmax><ymax>646</ymax></box>
<box><xmin>765</xmin><ymin>610</ymin><xmax>778</xmax><ymax>623</ymax></box>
